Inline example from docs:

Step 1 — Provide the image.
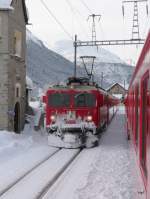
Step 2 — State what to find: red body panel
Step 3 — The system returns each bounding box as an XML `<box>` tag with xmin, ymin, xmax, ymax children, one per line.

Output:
<box><xmin>45</xmin><ymin>89</ymin><xmax>104</xmax><ymax>128</ymax></box>
<box><xmin>44</xmin><ymin>86</ymin><xmax>119</xmax><ymax>130</ymax></box>
<box><xmin>125</xmin><ymin>31</ymin><xmax>150</xmax><ymax>198</ymax></box>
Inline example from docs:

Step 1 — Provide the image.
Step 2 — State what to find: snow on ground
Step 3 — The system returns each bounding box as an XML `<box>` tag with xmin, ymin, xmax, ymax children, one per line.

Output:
<box><xmin>43</xmin><ymin>106</ymin><xmax>144</xmax><ymax>199</ymax></box>
<box><xmin>0</xmin><ymin>105</ymin><xmax>145</xmax><ymax>199</ymax></box>
<box><xmin>0</xmin><ymin>124</ymin><xmax>47</xmax><ymax>163</ymax></box>
<box><xmin>29</xmin><ymin>100</ymin><xmax>45</xmax><ymax>127</ymax></box>
<box><xmin>118</xmin><ymin>104</ymin><xmax>125</xmax><ymax>114</ymax></box>
<box><xmin>0</xmin><ymin>120</ymin><xmax>60</xmax><ymax>196</ymax></box>
<box><xmin>0</xmin><ymin>99</ymin><xmax>49</xmax><ymax>176</ymax></box>
<box><xmin>1</xmin><ymin>149</ymin><xmax>80</xmax><ymax>199</ymax></box>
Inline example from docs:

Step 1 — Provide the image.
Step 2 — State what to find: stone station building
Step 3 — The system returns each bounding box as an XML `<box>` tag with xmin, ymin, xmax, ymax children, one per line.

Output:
<box><xmin>0</xmin><ymin>0</ymin><xmax>28</xmax><ymax>133</ymax></box>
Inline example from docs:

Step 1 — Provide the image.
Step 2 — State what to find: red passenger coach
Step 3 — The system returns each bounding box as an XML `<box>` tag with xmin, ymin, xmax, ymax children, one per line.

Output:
<box><xmin>43</xmin><ymin>77</ymin><xmax>118</xmax><ymax>148</ymax></box>
<box><xmin>125</xmin><ymin>31</ymin><xmax>150</xmax><ymax>198</ymax></box>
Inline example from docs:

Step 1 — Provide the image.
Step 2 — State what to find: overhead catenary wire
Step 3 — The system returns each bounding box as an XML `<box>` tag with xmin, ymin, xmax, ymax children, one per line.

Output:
<box><xmin>40</xmin><ymin>0</ymin><xmax>84</xmax><ymax>78</ymax></box>
<box><xmin>79</xmin><ymin>0</ymin><xmax>93</xmax><ymax>14</ymax></box>
<box><xmin>65</xmin><ymin>0</ymin><xmax>89</xmax><ymax>38</ymax></box>
<box><xmin>65</xmin><ymin>0</ymin><xmax>93</xmax><ymax>72</ymax></box>
<box><xmin>40</xmin><ymin>0</ymin><xmax>73</xmax><ymax>41</ymax></box>
<box><xmin>66</xmin><ymin>0</ymin><xmax>96</xmax><ymax>41</ymax></box>
<box><xmin>65</xmin><ymin>0</ymin><xmax>75</xmax><ymax>38</ymax></box>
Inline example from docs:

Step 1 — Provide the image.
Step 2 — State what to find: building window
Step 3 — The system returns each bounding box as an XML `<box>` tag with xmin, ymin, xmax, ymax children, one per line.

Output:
<box><xmin>16</xmin><ymin>87</ymin><xmax>19</xmax><ymax>98</ymax></box>
<box><xmin>15</xmin><ymin>84</ymin><xmax>21</xmax><ymax>98</ymax></box>
<box><xmin>0</xmin><ymin>16</ymin><xmax>2</xmax><ymax>38</ymax></box>
<box><xmin>13</xmin><ymin>30</ymin><xmax>22</xmax><ymax>57</ymax></box>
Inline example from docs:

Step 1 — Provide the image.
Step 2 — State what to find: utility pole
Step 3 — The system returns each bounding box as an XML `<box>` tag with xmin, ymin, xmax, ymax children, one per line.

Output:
<box><xmin>122</xmin><ymin>0</ymin><xmax>148</xmax><ymax>40</ymax></box>
<box><xmin>74</xmin><ymin>34</ymin><xmax>77</xmax><ymax>77</ymax></box>
<box><xmin>123</xmin><ymin>79</ymin><xmax>126</xmax><ymax>89</ymax></box>
<box><xmin>101</xmin><ymin>72</ymin><xmax>104</xmax><ymax>88</ymax></box>
<box><xmin>87</xmin><ymin>14</ymin><xmax>101</xmax><ymax>43</ymax></box>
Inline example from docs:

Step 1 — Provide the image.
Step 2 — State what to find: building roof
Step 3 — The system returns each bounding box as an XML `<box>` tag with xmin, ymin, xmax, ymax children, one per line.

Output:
<box><xmin>107</xmin><ymin>83</ymin><xmax>127</xmax><ymax>92</ymax></box>
<box><xmin>0</xmin><ymin>0</ymin><xmax>28</xmax><ymax>23</ymax></box>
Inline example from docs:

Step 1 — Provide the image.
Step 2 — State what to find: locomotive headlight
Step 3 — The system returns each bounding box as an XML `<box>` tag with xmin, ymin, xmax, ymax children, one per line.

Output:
<box><xmin>87</xmin><ymin>115</ymin><xmax>92</xmax><ymax>122</ymax></box>
<box><xmin>50</xmin><ymin>115</ymin><xmax>56</xmax><ymax>122</ymax></box>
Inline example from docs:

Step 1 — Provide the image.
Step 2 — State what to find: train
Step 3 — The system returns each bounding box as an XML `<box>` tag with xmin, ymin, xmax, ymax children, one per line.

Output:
<box><xmin>125</xmin><ymin>31</ymin><xmax>150</xmax><ymax>198</ymax></box>
<box><xmin>43</xmin><ymin>77</ymin><xmax>119</xmax><ymax>148</ymax></box>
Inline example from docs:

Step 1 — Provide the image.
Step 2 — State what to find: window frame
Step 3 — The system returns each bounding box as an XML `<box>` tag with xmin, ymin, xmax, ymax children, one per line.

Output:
<box><xmin>74</xmin><ymin>92</ymin><xmax>96</xmax><ymax>108</ymax></box>
<box><xmin>48</xmin><ymin>92</ymin><xmax>71</xmax><ymax>108</ymax></box>
<box><xmin>13</xmin><ymin>30</ymin><xmax>22</xmax><ymax>57</ymax></box>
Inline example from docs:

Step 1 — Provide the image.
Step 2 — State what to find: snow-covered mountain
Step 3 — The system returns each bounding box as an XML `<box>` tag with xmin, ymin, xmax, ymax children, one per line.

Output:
<box><xmin>54</xmin><ymin>40</ymin><xmax>125</xmax><ymax>64</ymax></box>
<box><xmin>26</xmin><ymin>31</ymin><xmax>83</xmax><ymax>90</ymax></box>
<box><xmin>26</xmin><ymin>31</ymin><xmax>134</xmax><ymax>91</ymax></box>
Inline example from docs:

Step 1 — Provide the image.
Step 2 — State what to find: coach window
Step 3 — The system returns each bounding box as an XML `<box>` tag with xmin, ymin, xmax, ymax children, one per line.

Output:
<box><xmin>132</xmin><ymin>91</ymin><xmax>134</xmax><ymax>131</ymax></box>
<box><xmin>141</xmin><ymin>75</ymin><xmax>149</xmax><ymax>177</ymax></box>
<box><xmin>135</xmin><ymin>85</ymin><xmax>139</xmax><ymax>147</ymax></box>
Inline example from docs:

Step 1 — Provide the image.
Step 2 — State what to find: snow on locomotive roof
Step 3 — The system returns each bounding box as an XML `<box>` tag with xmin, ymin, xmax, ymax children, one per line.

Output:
<box><xmin>48</xmin><ymin>84</ymin><xmax>98</xmax><ymax>90</ymax></box>
<box><xmin>45</xmin><ymin>77</ymin><xmax>108</xmax><ymax>94</ymax></box>
<box><xmin>46</xmin><ymin>84</ymin><xmax>108</xmax><ymax>95</ymax></box>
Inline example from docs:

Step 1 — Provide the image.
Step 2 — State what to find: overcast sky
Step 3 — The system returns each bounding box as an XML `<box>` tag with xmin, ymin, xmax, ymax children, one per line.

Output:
<box><xmin>26</xmin><ymin>0</ymin><xmax>150</xmax><ymax>64</ymax></box>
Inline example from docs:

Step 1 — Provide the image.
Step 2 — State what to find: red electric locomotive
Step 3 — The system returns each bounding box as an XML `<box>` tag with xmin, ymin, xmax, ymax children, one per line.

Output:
<box><xmin>43</xmin><ymin>77</ymin><xmax>118</xmax><ymax>148</ymax></box>
<box><xmin>125</xmin><ymin>31</ymin><xmax>150</xmax><ymax>198</ymax></box>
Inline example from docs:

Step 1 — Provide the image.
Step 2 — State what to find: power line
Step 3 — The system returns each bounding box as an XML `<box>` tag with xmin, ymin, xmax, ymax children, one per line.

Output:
<box><xmin>65</xmin><ymin>0</ymin><xmax>75</xmax><ymax>38</ymax></box>
<box><xmin>65</xmin><ymin>0</ymin><xmax>89</xmax><ymax>38</ymax></box>
<box><xmin>67</xmin><ymin>1</ymin><xmax>92</xmax><ymax>35</ymax></box>
<box><xmin>65</xmin><ymin>0</ymin><xmax>98</xmax><ymax>63</ymax></box>
<box><xmin>40</xmin><ymin>0</ymin><xmax>73</xmax><ymax>40</ymax></box>
<box><xmin>79</xmin><ymin>0</ymin><xmax>92</xmax><ymax>14</ymax></box>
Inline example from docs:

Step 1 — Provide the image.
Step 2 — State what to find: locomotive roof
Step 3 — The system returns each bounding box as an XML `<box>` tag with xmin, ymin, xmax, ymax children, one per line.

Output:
<box><xmin>47</xmin><ymin>84</ymin><xmax>107</xmax><ymax>93</ymax></box>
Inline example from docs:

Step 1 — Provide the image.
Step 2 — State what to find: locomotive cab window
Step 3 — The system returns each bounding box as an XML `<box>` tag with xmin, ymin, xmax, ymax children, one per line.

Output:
<box><xmin>48</xmin><ymin>93</ymin><xmax>70</xmax><ymax>107</ymax></box>
<box><xmin>74</xmin><ymin>92</ymin><xmax>95</xmax><ymax>107</ymax></box>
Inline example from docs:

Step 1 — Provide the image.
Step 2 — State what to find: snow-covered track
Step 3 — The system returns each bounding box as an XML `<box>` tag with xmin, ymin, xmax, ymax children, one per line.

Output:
<box><xmin>0</xmin><ymin>147</ymin><xmax>60</xmax><ymax>197</ymax></box>
<box><xmin>0</xmin><ymin>149</ymin><xmax>80</xmax><ymax>199</ymax></box>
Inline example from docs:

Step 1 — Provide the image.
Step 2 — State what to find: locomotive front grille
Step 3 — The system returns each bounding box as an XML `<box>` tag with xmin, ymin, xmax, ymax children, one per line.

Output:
<box><xmin>61</xmin><ymin>127</ymin><xmax>83</xmax><ymax>133</ymax></box>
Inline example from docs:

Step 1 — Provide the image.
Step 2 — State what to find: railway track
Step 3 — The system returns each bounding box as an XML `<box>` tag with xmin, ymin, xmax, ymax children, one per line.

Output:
<box><xmin>0</xmin><ymin>147</ymin><xmax>60</xmax><ymax>197</ymax></box>
<box><xmin>0</xmin><ymin>148</ymin><xmax>81</xmax><ymax>199</ymax></box>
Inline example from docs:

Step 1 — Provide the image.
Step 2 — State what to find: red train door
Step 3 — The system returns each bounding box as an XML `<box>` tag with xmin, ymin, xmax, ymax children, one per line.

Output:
<box><xmin>140</xmin><ymin>73</ymin><xmax>149</xmax><ymax>182</ymax></box>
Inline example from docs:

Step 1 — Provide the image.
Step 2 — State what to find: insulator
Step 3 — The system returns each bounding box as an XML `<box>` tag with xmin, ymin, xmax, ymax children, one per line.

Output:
<box><xmin>146</xmin><ymin>4</ymin><xmax>148</xmax><ymax>16</ymax></box>
<box><xmin>122</xmin><ymin>5</ymin><xmax>125</xmax><ymax>17</ymax></box>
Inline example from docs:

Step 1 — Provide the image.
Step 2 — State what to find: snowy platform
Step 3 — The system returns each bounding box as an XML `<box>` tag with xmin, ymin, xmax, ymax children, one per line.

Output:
<box><xmin>43</xmin><ymin>106</ymin><xmax>145</xmax><ymax>199</ymax></box>
<box><xmin>0</xmin><ymin>106</ymin><xmax>145</xmax><ymax>199</ymax></box>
